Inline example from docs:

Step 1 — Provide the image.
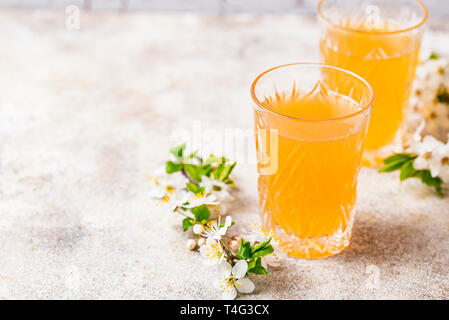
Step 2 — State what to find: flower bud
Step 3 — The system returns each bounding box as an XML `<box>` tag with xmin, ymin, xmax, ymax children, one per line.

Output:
<box><xmin>230</xmin><ymin>240</ymin><xmax>240</xmax><ymax>252</ymax></box>
<box><xmin>192</xmin><ymin>224</ymin><xmax>204</xmax><ymax>235</ymax></box>
<box><xmin>197</xmin><ymin>238</ymin><xmax>206</xmax><ymax>247</ymax></box>
<box><xmin>186</xmin><ymin>239</ymin><xmax>197</xmax><ymax>250</ymax></box>
<box><xmin>232</xmin><ymin>235</ymin><xmax>242</xmax><ymax>242</ymax></box>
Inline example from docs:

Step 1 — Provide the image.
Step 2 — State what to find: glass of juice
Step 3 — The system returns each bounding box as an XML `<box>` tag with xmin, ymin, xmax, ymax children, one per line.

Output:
<box><xmin>318</xmin><ymin>0</ymin><xmax>427</xmax><ymax>166</ymax></box>
<box><xmin>251</xmin><ymin>63</ymin><xmax>374</xmax><ymax>259</ymax></box>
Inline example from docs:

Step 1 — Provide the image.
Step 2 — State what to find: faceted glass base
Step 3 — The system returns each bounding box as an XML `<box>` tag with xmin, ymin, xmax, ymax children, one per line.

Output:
<box><xmin>265</xmin><ymin>212</ymin><xmax>355</xmax><ymax>259</ymax></box>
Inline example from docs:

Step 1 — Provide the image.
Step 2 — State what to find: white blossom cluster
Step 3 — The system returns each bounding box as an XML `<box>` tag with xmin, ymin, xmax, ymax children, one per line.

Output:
<box><xmin>149</xmin><ymin>146</ymin><xmax>281</xmax><ymax>299</ymax></box>
<box><xmin>149</xmin><ymin>165</ymin><xmax>234</xmax><ymax>214</ymax></box>
<box><xmin>406</xmin><ymin>53</ymin><xmax>449</xmax><ymax>186</ymax></box>
<box><xmin>411</xmin><ymin>54</ymin><xmax>449</xmax><ymax>141</ymax></box>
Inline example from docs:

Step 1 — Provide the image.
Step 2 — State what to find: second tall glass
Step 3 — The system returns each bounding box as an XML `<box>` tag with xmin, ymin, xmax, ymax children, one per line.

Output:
<box><xmin>318</xmin><ymin>0</ymin><xmax>428</xmax><ymax>166</ymax></box>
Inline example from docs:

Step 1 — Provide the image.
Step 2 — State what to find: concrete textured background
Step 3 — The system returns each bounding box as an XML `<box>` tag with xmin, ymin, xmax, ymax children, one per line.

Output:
<box><xmin>0</xmin><ymin>9</ymin><xmax>448</xmax><ymax>299</ymax></box>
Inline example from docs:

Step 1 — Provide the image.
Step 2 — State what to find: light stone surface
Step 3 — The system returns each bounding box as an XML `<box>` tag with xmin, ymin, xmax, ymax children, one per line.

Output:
<box><xmin>0</xmin><ymin>10</ymin><xmax>448</xmax><ymax>300</ymax></box>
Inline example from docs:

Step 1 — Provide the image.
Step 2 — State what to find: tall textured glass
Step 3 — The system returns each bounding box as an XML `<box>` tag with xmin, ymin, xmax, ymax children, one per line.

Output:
<box><xmin>318</xmin><ymin>0</ymin><xmax>427</xmax><ymax>166</ymax></box>
<box><xmin>251</xmin><ymin>63</ymin><xmax>374</xmax><ymax>259</ymax></box>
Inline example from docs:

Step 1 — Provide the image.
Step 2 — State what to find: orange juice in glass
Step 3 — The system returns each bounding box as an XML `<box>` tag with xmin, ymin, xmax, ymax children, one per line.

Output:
<box><xmin>251</xmin><ymin>63</ymin><xmax>374</xmax><ymax>259</ymax></box>
<box><xmin>318</xmin><ymin>0</ymin><xmax>427</xmax><ymax>166</ymax></box>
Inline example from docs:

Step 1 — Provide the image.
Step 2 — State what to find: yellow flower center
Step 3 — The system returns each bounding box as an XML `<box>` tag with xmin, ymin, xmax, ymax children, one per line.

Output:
<box><xmin>442</xmin><ymin>157</ymin><xmax>449</xmax><ymax>166</ymax></box>
<box><xmin>205</xmin><ymin>220</ymin><xmax>217</xmax><ymax>229</ymax></box>
<box><xmin>205</xmin><ymin>241</ymin><xmax>222</xmax><ymax>259</ymax></box>
<box><xmin>225</xmin><ymin>276</ymin><xmax>237</xmax><ymax>288</ymax></box>
<box><xmin>218</xmin><ymin>274</ymin><xmax>239</xmax><ymax>292</ymax></box>
<box><xmin>196</xmin><ymin>191</ymin><xmax>206</xmax><ymax>199</ymax></box>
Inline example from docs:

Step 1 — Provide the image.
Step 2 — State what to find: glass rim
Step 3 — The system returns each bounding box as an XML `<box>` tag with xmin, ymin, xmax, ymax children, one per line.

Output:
<box><xmin>317</xmin><ymin>0</ymin><xmax>428</xmax><ymax>36</ymax></box>
<box><xmin>250</xmin><ymin>62</ymin><xmax>375</xmax><ymax>122</ymax></box>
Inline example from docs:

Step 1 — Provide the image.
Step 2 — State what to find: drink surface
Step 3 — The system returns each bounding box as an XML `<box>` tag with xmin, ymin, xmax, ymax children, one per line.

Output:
<box><xmin>256</xmin><ymin>90</ymin><xmax>367</xmax><ymax>258</ymax></box>
<box><xmin>321</xmin><ymin>18</ymin><xmax>421</xmax><ymax>152</ymax></box>
<box><xmin>266</xmin><ymin>89</ymin><xmax>359</xmax><ymax>120</ymax></box>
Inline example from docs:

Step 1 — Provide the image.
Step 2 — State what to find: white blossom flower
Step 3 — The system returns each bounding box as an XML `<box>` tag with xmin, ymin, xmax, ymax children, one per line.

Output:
<box><xmin>202</xmin><ymin>216</ymin><xmax>232</xmax><ymax>241</ymax></box>
<box><xmin>412</xmin><ymin>120</ymin><xmax>426</xmax><ymax>143</ymax></box>
<box><xmin>182</xmin><ymin>193</ymin><xmax>219</xmax><ymax>209</ymax></box>
<box><xmin>200</xmin><ymin>176</ymin><xmax>234</xmax><ymax>202</ymax></box>
<box><xmin>148</xmin><ymin>183</ymin><xmax>169</xmax><ymax>200</ymax></box>
<box><xmin>199</xmin><ymin>239</ymin><xmax>225</xmax><ymax>265</ymax></box>
<box><xmin>433</xmin><ymin>139</ymin><xmax>449</xmax><ymax>184</ymax></box>
<box><xmin>149</xmin><ymin>166</ymin><xmax>188</xmax><ymax>201</ymax></box>
<box><xmin>240</xmin><ymin>224</ymin><xmax>285</xmax><ymax>268</ymax></box>
<box><xmin>199</xmin><ymin>176</ymin><xmax>234</xmax><ymax>215</ymax></box>
<box><xmin>215</xmin><ymin>260</ymin><xmax>255</xmax><ymax>300</ymax></box>
<box><xmin>411</xmin><ymin>56</ymin><xmax>449</xmax><ymax>141</ymax></box>
<box><xmin>409</xmin><ymin>135</ymin><xmax>443</xmax><ymax>177</ymax></box>
<box><xmin>171</xmin><ymin>191</ymin><xmax>219</xmax><ymax>212</ymax></box>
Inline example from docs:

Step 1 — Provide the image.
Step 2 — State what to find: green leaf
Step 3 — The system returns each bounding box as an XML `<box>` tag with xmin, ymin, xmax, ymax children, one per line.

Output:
<box><xmin>400</xmin><ymin>161</ymin><xmax>414</xmax><ymax>181</ymax></box>
<box><xmin>191</xmin><ymin>204</ymin><xmax>210</xmax><ymax>221</ymax></box>
<box><xmin>212</xmin><ymin>164</ymin><xmax>224</xmax><ymax>180</ymax></box>
<box><xmin>249</xmin><ymin>265</ymin><xmax>269</xmax><ymax>275</ymax></box>
<box><xmin>165</xmin><ymin>161</ymin><xmax>183</xmax><ymax>174</ymax></box>
<box><xmin>170</xmin><ymin>143</ymin><xmax>186</xmax><ymax>160</ymax></box>
<box><xmin>379</xmin><ymin>160</ymin><xmax>407</xmax><ymax>173</ymax></box>
<box><xmin>220</xmin><ymin>162</ymin><xmax>236</xmax><ymax>181</ymax></box>
<box><xmin>383</xmin><ymin>153</ymin><xmax>416</xmax><ymax>164</ymax></box>
<box><xmin>247</xmin><ymin>259</ymin><xmax>257</xmax><ymax>271</ymax></box>
<box><xmin>236</xmin><ymin>240</ymin><xmax>252</xmax><ymax>260</ymax></box>
<box><xmin>379</xmin><ymin>154</ymin><xmax>416</xmax><ymax>173</ymax></box>
<box><xmin>416</xmin><ymin>170</ymin><xmax>444</xmax><ymax>196</ymax></box>
<box><xmin>206</xmin><ymin>155</ymin><xmax>226</xmax><ymax>165</ymax></box>
<box><xmin>186</xmin><ymin>182</ymin><xmax>205</xmax><ymax>194</ymax></box>
<box><xmin>182</xmin><ymin>218</ymin><xmax>194</xmax><ymax>232</ymax></box>
<box><xmin>409</xmin><ymin>169</ymin><xmax>444</xmax><ymax>196</ymax></box>
<box><xmin>380</xmin><ymin>153</ymin><xmax>444</xmax><ymax>196</ymax></box>
<box><xmin>186</xmin><ymin>150</ymin><xmax>202</xmax><ymax>163</ymax></box>
<box><xmin>251</xmin><ymin>238</ymin><xmax>272</xmax><ymax>253</ymax></box>
<box><xmin>184</xmin><ymin>164</ymin><xmax>203</xmax><ymax>182</ymax></box>
<box><xmin>201</xmin><ymin>164</ymin><xmax>213</xmax><ymax>177</ymax></box>
<box><xmin>248</xmin><ymin>257</ymin><xmax>269</xmax><ymax>276</ymax></box>
<box><xmin>209</xmin><ymin>159</ymin><xmax>236</xmax><ymax>182</ymax></box>
<box><xmin>252</xmin><ymin>245</ymin><xmax>274</xmax><ymax>258</ymax></box>
<box><xmin>429</xmin><ymin>52</ymin><xmax>440</xmax><ymax>60</ymax></box>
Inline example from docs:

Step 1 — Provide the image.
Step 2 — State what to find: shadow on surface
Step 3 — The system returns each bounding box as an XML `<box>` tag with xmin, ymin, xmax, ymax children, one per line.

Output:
<box><xmin>332</xmin><ymin>213</ymin><xmax>436</xmax><ymax>264</ymax></box>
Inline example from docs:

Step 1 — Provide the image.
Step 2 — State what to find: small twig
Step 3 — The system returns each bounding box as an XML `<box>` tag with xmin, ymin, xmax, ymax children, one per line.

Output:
<box><xmin>182</xmin><ymin>167</ymin><xmax>199</xmax><ymax>186</ymax></box>
<box><xmin>220</xmin><ymin>239</ymin><xmax>236</xmax><ymax>261</ymax></box>
<box><xmin>174</xmin><ymin>208</ymin><xmax>192</xmax><ymax>219</ymax></box>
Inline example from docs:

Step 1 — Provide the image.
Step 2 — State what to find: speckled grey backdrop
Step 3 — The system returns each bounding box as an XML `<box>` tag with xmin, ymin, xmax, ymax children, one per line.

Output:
<box><xmin>0</xmin><ymin>10</ymin><xmax>448</xmax><ymax>299</ymax></box>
